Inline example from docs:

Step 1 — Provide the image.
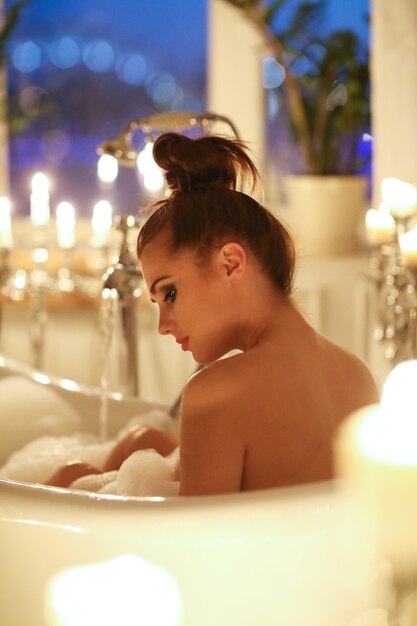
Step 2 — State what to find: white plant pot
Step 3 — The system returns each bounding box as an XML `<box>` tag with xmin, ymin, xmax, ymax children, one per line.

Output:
<box><xmin>286</xmin><ymin>175</ymin><xmax>367</xmax><ymax>256</ymax></box>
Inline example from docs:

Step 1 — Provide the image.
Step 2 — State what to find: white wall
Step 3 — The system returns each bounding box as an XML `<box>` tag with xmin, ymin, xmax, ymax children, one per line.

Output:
<box><xmin>371</xmin><ymin>0</ymin><xmax>417</xmax><ymax>202</ymax></box>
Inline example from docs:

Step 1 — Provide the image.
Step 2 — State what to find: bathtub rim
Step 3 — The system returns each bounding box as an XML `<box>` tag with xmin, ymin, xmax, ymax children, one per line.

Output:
<box><xmin>0</xmin><ymin>353</ymin><xmax>165</xmax><ymax>407</ymax></box>
<box><xmin>0</xmin><ymin>475</ymin><xmax>340</xmax><ymax>512</ymax></box>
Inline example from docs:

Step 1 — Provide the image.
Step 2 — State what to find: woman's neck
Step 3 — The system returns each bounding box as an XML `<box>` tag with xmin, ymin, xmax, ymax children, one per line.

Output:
<box><xmin>234</xmin><ymin>287</ymin><xmax>305</xmax><ymax>352</ymax></box>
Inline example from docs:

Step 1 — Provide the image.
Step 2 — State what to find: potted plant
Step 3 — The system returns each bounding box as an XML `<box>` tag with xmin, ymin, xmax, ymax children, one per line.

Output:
<box><xmin>222</xmin><ymin>0</ymin><xmax>370</xmax><ymax>255</ymax></box>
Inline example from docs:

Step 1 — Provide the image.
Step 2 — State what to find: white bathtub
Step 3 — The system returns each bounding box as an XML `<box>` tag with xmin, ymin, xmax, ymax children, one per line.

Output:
<box><xmin>0</xmin><ymin>357</ymin><xmax>381</xmax><ymax>626</ymax></box>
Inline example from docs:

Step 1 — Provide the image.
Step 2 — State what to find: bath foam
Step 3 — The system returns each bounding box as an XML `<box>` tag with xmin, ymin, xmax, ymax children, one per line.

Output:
<box><xmin>115</xmin><ymin>448</ymin><xmax>179</xmax><ymax>497</ymax></box>
<box><xmin>0</xmin><ymin>408</ymin><xmax>179</xmax><ymax>495</ymax></box>
<box><xmin>0</xmin><ymin>434</ymin><xmax>114</xmax><ymax>484</ymax></box>
<box><xmin>69</xmin><ymin>448</ymin><xmax>180</xmax><ymax>497</ymax></box>
<box><xmin>0</xmin><ymin>375</ymin><xmax>81</xmax><ymax>465</ymax></box>
<box><xmin>70</xmin><ymin>469</ymin><xmax>119</xmax><ymax>492</ymax></box>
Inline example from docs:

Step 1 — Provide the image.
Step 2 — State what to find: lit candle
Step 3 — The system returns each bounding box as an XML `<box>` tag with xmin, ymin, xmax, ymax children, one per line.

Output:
<box><xmin>381</xmin><ymin>176</ymin><xmax>417</xmax><ymax>219</ymax></box>
<box><xmin>55</xmin><ymin>201</ymin><xmax>76</xmax><ymax>249</ymax></box>
<box><xmin>45</xmin><ymin>554</ymin><xmax>182</xmax><ymax>626</ymax></box>
<box><xmin>30</xmin><ymin>172</ymin><xmax>50</xmax><ymax>226</ymax></box>
<box><xmin>91</xmin><ymin>200</ymin><xmax>113</xmax><ymax>247</ymax></box>
<box><xmin>365</xmin><ymin>202</ymin><xmax>396</xmax><ymax>246</ymax></box>
<box><xmin>399</xmin><ymin>227</ymin><xmax>417</xmax><ymax>267</ymax></box>
<box><xmin>97</xmin><ymin>153</ymin><xmax>118</xmax><ymax>183</ymax></box>
<box><xmin>137</xmin><ymin>142</ymin><xmax>165</xmax><ymax>193</ymax></box>
<box><xmin>336</xmin><ymin>360</ymin><xmax>417</xmax><ymax>568</ymax></box>
<box><xmin>0</xmin><ymin>197</ymin><xmax>13</xmax><ymax>249</ymax></box>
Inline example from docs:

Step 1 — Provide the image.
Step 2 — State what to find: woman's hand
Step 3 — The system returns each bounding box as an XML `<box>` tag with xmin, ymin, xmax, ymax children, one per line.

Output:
<box><xmin>103</xmin><ymin>425</ymin><xmax>178</xmax><ymax>472</ymax></box>
<box><xmin>45</xmin><ymin>425</ymin><xmax>178</xmax><ymax>488</ymax></box>
<box><xmin>46</xmin><ymin>460</ymin><xmax>103</xmax><ymax>488</ymax></box>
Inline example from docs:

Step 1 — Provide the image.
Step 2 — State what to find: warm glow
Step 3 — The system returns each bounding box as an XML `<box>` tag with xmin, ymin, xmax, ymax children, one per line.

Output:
<box><xmin>136</xmin><ymin>141</ymin><xmax>165</xmax><ymax>193</ymax></box>
<box><xmin>365</xmin><ymin>202</ymin><xmax>396</xmax><ymax>245</ymax></box>
<box><xmin>91</xmin><ymin>200</ymin><xmax>113</xmax><ymax>246</ymax></box>
<box><xmin>381</xmin><ymin>177</ymin><xmax>417</xmax><ymax>218</ymax></box>
<box><xmin>0</xmin><ymin>197</ymin><xmax>13</xmax><ymax>249</ymax></box>
<box><xmin>358</xmin><ymin>360</ymin><xmax>417</xmax><ymax>464</ymax></box>
<box><xmin>56</xmin><ymin>201</ymin><xmax>76</xmax><ymax>249</ymax></box>
<box><xmin>45</xmin><ymin>554</ymin><xmax>182</xmax><ymax>626</ymax></box>
<box><xmin>31</xmin><ymin>172</ymin><xmax>50</xmax><ymax>226</ymax></box>
<box><xmin>32</xmin><ymin>171</ymin><xmax>49</xmax><ymax>194</ymax></box>
<box><xmin>97</xmin><ymin>153</ymin><xmax>119</xmax><ymax>183</ymax></box>
<box><xmin>399</xmin><ymin>227</ymin><xmax>417</xmax><ymax>267</ymax></box>
<box><xmin>32</xmin><ymin>247</ymin><xmax>48</xmax><ymax>264</ymax></box>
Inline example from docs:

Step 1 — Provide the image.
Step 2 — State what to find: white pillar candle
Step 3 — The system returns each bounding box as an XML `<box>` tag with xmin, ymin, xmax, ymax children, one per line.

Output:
<box><xmin>381</xmin><ymin>176</ymin><xmax>417</xmax><ymax>219</ymax></box>
<box><xmin>30</xmin><ymin>172</ymin><xmax>50</xmax><ymax>226</ymax></box>
<box><xmin>336</xmin><ymin>360</ymin><xmax>417</xmax><ymax>569</ymax></box>
<box><xmin>399</xmin><ymin>227</ymin><xmax>417</xmax><ymax>267</ymax></box>
<box><xmin>365</xmin><ymin>202</ymin><xmax>396</xmax><ymax>245</ymax></box>
<box><xmin>45</xmin><ymin>554</ymin><xmax>182</xmax><ymax>626</ymax></box>
<box><xmin>0</xmin><ymin>196</ymin><xmax>13</xmax><ymax>248</ymax></box>
<box><xmin>55</xmin><ymin>201</ymin><xmax>76</xmax><ymax>249</ymax></box>
<box><xmin>91</xmin><ymin>199</ymin><xmax>113</xmax><ymax>247</ymax></box>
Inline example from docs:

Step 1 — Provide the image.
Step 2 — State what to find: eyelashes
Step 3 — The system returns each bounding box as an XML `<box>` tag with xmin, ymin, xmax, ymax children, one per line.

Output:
<box><xmin>163</xmin><ymin>286</ymin><xmax>177</xmax><ymax>303</ymax></box>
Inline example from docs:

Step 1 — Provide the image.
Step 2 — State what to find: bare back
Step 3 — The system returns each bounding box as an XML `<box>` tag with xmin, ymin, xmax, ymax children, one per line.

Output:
<box><xmin>179</xmin><ymin>308</ymin><xmax>379</xmax><ymax>496</ymax></box>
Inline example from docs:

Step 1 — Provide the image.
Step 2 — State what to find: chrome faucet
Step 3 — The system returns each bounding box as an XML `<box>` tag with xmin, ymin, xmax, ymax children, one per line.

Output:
<box><xmin>102</xmin><ymin>215</ymin><xmax>142</xmax><ymax>396</ymax></box>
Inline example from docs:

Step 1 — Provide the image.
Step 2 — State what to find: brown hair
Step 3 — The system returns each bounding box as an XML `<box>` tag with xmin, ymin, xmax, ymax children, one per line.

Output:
<box><xmin>137</xmin><ymin>133</ymin><xmax>295</xmax><ymax>294</ymax></box>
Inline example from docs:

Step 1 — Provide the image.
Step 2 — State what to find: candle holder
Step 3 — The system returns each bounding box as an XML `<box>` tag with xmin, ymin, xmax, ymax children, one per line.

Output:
<box><xmin>27</xmin><ymin>247</ymin><xmax>52</xmax><ymax>369</ymax></box>
<box><xmin>368</xmin><ymin>195</ymin><xmax>417</xmax><ymax>365</ymax></box>
<box><xmin>368</xmin><ymin>224</ymin><xmax>417</xmax><ymax>364</ymax></box>
<box><xmin>54</xmin><ymin>246</ymin><xmax>79</xmax><ymax>294</ymax></box>
<box><xmin>0</xmin><ymin>239</ymin><xmax>105</xmax><ymax>370</ymax></box>
<box><xmin>0</xmin><ymin>247</ymin><xmax>12</xmax><ymax>288</ymax></box>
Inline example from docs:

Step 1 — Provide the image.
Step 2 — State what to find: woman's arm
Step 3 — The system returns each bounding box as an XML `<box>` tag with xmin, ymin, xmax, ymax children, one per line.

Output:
<box><xmin>178</xmin><ymin>368</ymin><xmax>246</xmax><ymax>496</ymax></box>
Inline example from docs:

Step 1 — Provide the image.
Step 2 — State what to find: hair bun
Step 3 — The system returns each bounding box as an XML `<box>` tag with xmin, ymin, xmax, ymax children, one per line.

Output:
<box><xmin>152</xmin><ymin>132</ymin><xmax>258</xmax><ymax>193</ymax></box>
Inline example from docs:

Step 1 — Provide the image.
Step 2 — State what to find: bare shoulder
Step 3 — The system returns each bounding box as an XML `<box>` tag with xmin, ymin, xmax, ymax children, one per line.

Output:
<box><xmin>322</xmin><ymin>337</ymin><xmax>380</xmax><ymax>405</ymax></box>
<box><xmin>182</xmin><ymin>355</ymin><xmax>247</xmax><ymax>414</ymax></box>
<box><xmin>180</xmin><ymin>355</ymin><xmax>248</xmax><ymax>452</ymax></box>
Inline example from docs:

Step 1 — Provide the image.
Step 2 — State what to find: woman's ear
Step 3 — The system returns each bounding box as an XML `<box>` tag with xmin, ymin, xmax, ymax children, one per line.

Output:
<box><xmin>219</xmin><ymin>242</ymin><xmax>247</xmax><ymax>281</ymax></box>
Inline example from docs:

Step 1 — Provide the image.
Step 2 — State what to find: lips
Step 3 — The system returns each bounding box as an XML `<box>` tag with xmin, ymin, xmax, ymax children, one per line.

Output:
<box><xmin>176</xmin><ymin>337</ymin><xmax>189</xmax><ymax>351</ymax></box>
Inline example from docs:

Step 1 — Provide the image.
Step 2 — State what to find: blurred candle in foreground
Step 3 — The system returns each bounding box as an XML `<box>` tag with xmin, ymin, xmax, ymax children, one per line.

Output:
<box><xmin>365</xmin><ymin>202</ymin><xmax>396</xmax><ymax>246</ymax></box>
<box><xmin>336</xmin><ymin>360</ymin><xmax>417</xmax><ymax>568</ymax></box>
<box><xmin>381</xmin><ymin>176</ymin><xmax>417</xmax><ymax>219</ymax></box>
<box><xmin>30</xmin><ymin>172</ymin><xmax>50</xmax><ymax>226</ymax></box>
<box><xmin>45</xmin><ymin>554</ymin><xmax>182</xmax><ymax>626</ymax></box>
<box><xmin>91</xmin><ymin>200</ymin><xmax>112</xmax><ymax>247</ymax></box>
<box><xmin>56</xmin><ymin>201</ymin><xmax>76</xmax><ymax>249</ymax></box>
<box><xmin>399</xmin><ymin>227</ymin><xmax>417</xmax><ymax>268</ymax></box>
<box><xmin>0</xmin><ymin>197</ymin><xmax>13</xmax><ymax>248</ymax></box>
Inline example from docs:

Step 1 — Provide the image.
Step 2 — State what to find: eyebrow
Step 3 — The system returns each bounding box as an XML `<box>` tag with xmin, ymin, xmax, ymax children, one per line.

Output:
<box><xmin>149</xmin><ymin>275</ymin><xmax>172</xmax><ymax>295</ymax></box>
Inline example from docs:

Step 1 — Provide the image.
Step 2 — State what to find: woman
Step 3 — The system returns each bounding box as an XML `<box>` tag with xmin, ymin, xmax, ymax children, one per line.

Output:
<box><xmin>135</xmin><ymin>132</ymin><xmax>379</xmax><ymax>496</ymax></box>
<box><xmin>47</xmin><ymin>132</ymin><xmax>378</xmax><ymax>494</ymax></box>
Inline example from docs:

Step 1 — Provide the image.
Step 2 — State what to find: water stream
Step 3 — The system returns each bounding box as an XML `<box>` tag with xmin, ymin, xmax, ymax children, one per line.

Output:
<box><xmin>98</xmin><ymin>287</ymin><xmax>119</xmax><ymax>442</ymax></box>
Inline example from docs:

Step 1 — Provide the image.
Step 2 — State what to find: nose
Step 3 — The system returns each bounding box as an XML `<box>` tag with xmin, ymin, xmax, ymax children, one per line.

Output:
<box><xmin>157</xmin><ymin>307</ymin><xmax>176</xmax><ymax>336</ymax></box>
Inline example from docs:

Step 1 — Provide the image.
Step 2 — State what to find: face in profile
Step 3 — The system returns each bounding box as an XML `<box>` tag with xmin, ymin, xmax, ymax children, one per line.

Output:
<box><xmin>140</xmin><ymin>233</ymin><xmax>239</xmax><ymax>364</ymax></box>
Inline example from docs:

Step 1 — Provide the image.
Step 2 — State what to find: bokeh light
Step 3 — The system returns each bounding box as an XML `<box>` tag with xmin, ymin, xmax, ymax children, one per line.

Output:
<box><xmin>48</xmin><ymin>37</ymin><xmax>81</xmax><ymax>69</ymax></box>
<box><xmin>262</xmin><ymin>56</ymin><xmax>285</xmax><ymax>89</ymax></box>
<box><xmin>12</xmin><ymin>40</ymin><xmax>43</xmax><ymax>73</ymax></box>
<box><xmin>116</xmin><ymin>52</ymin><xmax>149</xmax><ymax>85</ymax></box>
<box><xmin>146</xmin><ymin>73</ymin><xmax>180</xmax><ymax>106</ymax></box>
<box><xmin>82</xmin><ymin>40</ymin><xmax>115</xmax><ymax>73</ymax></box>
